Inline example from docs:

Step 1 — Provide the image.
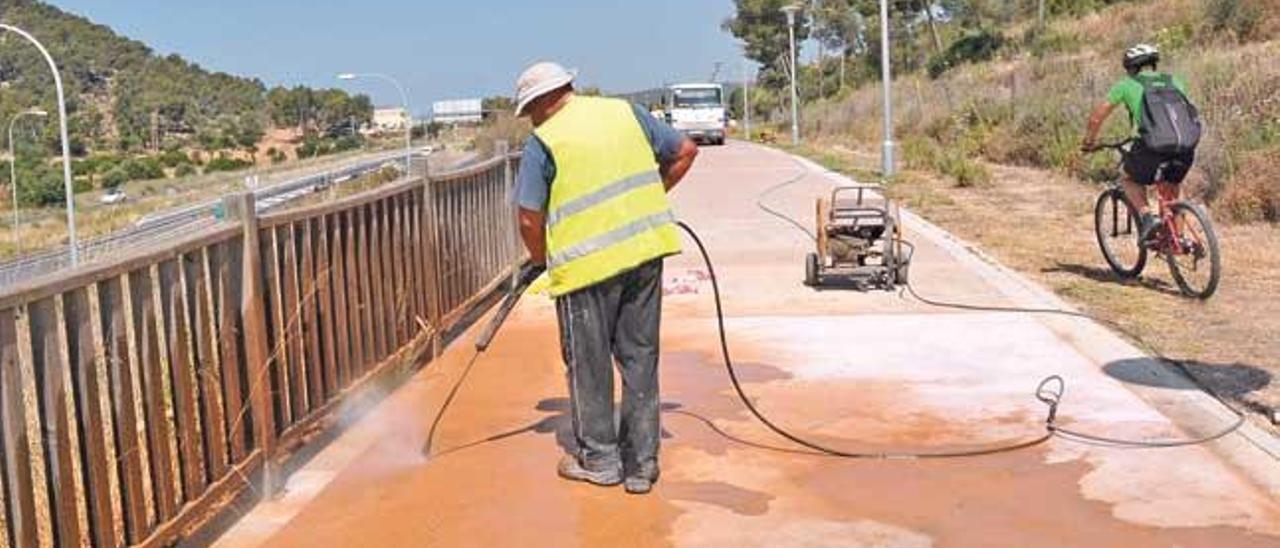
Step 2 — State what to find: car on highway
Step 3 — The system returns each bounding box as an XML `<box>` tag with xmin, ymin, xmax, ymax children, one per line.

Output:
<box><xmin>100</xmin><ymin>187</ymin><xmax>127</xmax><ymax>205</ymax></box>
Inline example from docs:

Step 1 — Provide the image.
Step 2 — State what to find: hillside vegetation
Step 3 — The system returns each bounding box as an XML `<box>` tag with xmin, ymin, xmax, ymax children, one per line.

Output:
<box><xmin>739</xmin><ymin>0</ymin><xmax>1280</xmax><ymax>422</ymax></box>
<box><xmin>0</xmin><ymin>0</ymin><xmax>375</xmax><ymax>205</ymax></box>
<box><xmin>731</xmin><ymin>0</ymin><xmax>1279</xmax><ymax>223</ymax></box>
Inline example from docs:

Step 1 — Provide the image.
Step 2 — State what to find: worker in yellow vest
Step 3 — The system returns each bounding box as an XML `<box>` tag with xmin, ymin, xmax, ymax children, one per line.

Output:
<box><xmin>513</xmin><ymin>61</ymin><xmax>699</xmax><ymax>494</ymax></box>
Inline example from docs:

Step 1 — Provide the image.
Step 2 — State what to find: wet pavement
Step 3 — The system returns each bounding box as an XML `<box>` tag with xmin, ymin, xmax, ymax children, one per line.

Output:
<box><xmin>214</xmin><ymin>142</ymin><xmax>1280</xmax><ymax>547</ymax></box>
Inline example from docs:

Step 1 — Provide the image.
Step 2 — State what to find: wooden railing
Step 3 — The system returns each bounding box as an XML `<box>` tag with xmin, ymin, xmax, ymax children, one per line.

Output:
<box><xmin>0</xmin><ymin>147</ymin><xmax>523</xmax><ymax>547</ymax></box>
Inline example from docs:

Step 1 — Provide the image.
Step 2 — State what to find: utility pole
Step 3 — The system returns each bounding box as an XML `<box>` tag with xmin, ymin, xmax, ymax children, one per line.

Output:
<box><xmin>879</xmin><ymin>0</ymin><xmax>895</xmax><ymax>177</ymax></box>
<box><xmin>742</xmin><ymin>58</ymin><xmax>751</xmax><ymax>141</ymax></box>
<box><xmin>1</xmin><ymin>24</ymin><xmax>79</xmax><ymax>265</ymax></box>
<box><xmin>782</xmin><ymin>4</ymin><xmax>801</xmax><ymax>146</ymax></box>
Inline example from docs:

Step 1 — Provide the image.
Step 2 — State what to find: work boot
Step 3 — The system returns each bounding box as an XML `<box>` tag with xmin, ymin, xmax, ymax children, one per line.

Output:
<box><xmin>623</xmin><ymin>476</ymin><xmax>653</xmax><ymax>495</ymax></box>
<box><xmin>557</xmin><ymin>455</ymin><xmax>621</xmax><ymax>486</ymax></box>
<box><xmin>623</xmin><ymin>466</ymin><xmax>659</xmax><ymax>495</ymax></box>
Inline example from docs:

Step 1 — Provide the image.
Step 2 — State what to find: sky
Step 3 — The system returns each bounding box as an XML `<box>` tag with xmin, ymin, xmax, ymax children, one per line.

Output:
<box><xmin>49</xmin><ymin>0</ymin><xmax>756</xmax><ymax>114</ymax></box>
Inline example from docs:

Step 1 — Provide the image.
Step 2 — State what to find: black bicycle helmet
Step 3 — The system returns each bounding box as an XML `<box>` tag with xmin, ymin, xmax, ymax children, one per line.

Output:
<box><xmin>1123</xmin><ymin>43</ymin><xmax>1160</xmax><ymax>74</ymax></box>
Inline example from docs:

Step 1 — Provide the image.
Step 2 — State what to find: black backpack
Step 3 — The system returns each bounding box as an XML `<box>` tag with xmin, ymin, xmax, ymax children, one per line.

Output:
<box><xmin>1136</xmin><ymin>74</ymin><xmax>1202</xmax><ymax>155</ymax></box>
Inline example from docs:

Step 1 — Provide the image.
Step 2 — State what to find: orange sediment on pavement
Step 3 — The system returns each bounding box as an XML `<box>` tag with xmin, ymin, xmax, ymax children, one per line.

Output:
<box><xmin>216</xmin><ymin>143</ymin><xmax>1280</xmax><ymax>547</ymax></box>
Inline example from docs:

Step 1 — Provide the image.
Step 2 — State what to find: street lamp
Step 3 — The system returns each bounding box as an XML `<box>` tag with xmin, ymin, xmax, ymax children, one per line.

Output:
<box><xmin>781</xmin><ymin>4</ymin><xmax>802</xmax><ymax>146</ymax></box>
<box><xmin>878</xmin><ymin>0</ymin><xmax>896</xmax><ymax>177</ymax></box>
<box><xmin>337</xmin><ymin>72</ymin><xmax>413</xmax><ymax>177</ymax></box>
<box><xmin>1</xmin><ymin>24</ymin><xmax>79</xmax><ymax>265</ymax></box>
<box><xmin>8</xmin><ymin>108</ymin><xmax>48</xmax><ymax>254</ymax></box>
<box><xmin>742</xmin><ymin>58</ymin><xmax>751</xmax><ymax>141</ymax></box>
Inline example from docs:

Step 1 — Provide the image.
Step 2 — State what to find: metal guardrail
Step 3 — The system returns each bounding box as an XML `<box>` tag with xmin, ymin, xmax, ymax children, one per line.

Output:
<box><xmin>0</xmin><ymin>151</ymin><xmax>408</xmax><ymax>290</ymax></box>
<box><xmin>0</xmin><ymin>147</ymin><xmax>523</xmax><ymax>547</ymax></box>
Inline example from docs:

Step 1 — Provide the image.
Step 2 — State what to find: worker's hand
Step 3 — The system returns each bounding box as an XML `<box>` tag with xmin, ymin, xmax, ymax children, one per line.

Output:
<box><xmin>518</xmin><ymin>263</ymin><xmax>546</xmax><ymax>287</ymax></box>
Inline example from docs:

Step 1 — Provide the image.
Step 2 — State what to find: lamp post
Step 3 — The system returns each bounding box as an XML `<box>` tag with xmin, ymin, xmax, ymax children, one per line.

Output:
<box><xmin>337</xmin><ymin>72</ymin><xmax>413</xmax><ymax>176</ymax></box>
<box><xmin>8</xmin><ymin>109</ymin><xmax>48</xmax><ymax>254</ymax></box>
<box><xmin>1</xmin><ymin>24</ymin><xmax>79</xmax><ymax>265</ymax></box>
<box><xmin>781</xmin><ymin>4</ymin><xmax>801</xmax><ymax>146</ymax></box>
<box><xmin>742</xmin><ymin>58</ymin><xmax>751</xmax><ymax>141</ymax></box>
<box><xmin>878</xmin><ymin>0</ymin><xmax>896</xmax><ymax>177</ymax></box>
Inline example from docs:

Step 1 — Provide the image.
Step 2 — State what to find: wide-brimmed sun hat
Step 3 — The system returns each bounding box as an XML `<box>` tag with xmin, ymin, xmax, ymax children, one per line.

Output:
<box><xmin>515</xmin><ymin>61</ymin><xmax>578</xmax><ymax>116</ymax></box>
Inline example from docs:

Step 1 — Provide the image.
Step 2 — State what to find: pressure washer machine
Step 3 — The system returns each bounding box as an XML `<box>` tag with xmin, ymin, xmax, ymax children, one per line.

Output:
<box><xmin>805</xmin><ymin>185</ymin><xmax>909</xmax><ymax>289</ymax></box>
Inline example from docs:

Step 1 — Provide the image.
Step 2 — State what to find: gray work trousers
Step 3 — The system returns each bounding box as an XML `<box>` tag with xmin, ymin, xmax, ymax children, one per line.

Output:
<box><xmin>555</xmin><ymin>258</ymin><xmax>663</xmax><ymax>480</ymax></box>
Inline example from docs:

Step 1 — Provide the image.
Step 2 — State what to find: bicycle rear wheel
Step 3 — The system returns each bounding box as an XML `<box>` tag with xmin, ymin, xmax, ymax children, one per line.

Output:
<box><xmin>1164</xmin><ymin>202</ymin><xmax>1221</xmax><ymax>299</ymax></box>
<box><xmin>1094</xmin><ymin>189</ymin><xmax>1147</xmax><ymax>278</ymax></box>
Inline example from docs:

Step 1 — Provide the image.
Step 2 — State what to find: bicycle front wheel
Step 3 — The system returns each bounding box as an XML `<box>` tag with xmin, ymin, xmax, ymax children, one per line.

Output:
<box><xmin>1164</xmin><ymin>202</ymin><xmax>1222</xmax><ymax>299</ymax></box>
<box><xmin>1094</xmin><ymin>189</ymin><xmax>1147</xmax><ymax>278</ymax></box>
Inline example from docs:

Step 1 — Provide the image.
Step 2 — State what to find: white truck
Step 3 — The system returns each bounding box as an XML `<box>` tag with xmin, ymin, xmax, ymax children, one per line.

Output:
<box><xmin>666</xmin><ymin>83</ymin><xmax>727</xmax><ymax>146</ymax></box>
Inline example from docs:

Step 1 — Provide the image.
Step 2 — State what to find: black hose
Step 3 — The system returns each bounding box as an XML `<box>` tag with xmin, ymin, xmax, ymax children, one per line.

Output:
<box><xmin>677</xmin><ymin>221</ymin><xmax>1057</xmax><ymax>459</ymax></box>
<box><xmin>422</xmin><ymin>351</ymin><xmax>483</xmax><ymax>458</ymax></box>
<box><xmin>752</xmin><ymin>167</ymin><xmax>1247</xmax><ymax>450</ymax></box>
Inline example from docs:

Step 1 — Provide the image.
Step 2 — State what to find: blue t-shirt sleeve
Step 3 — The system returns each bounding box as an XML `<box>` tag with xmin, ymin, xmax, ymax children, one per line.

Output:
<box><xmin>515</xmin><ymin>104</ymin><xmax>685</xmax><ymax>212</ymax></box>
<box><xmin>515</xmin><ymin>135</ymin><xmax>554</xmax><ymax>211</ymax></box>
<box><xmin>630</xmin><ymin>103</ymin><xmax>685</xmax><ymax>165</ymax></box>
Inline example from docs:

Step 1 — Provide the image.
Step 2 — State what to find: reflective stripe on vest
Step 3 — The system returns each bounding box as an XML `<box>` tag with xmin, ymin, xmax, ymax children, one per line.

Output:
<box><xmin>546</xmin><ymin>169</ymin><xmax>660</xmax><ymax>228</ymax></box>
<box><xmin>534</xmin><ymin>96</ymin><xmax>681</xmax><ymax>296</ymax></box>
<box><xmin>547</xmin><ymin>210</ymin><xmax>676</xmax><ymax>268</ymax></box>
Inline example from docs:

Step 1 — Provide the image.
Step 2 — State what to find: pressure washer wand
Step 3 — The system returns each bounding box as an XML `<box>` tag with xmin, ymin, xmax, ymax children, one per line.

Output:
<box><xmin>475</xmin><ymin>264</ymin><xmax>545</xmax><ymax>351</ymax></box>
<box><xmin>423</xmin><ymin>264</ymin><xmax>544</xmax><ymax>458</ymax></box>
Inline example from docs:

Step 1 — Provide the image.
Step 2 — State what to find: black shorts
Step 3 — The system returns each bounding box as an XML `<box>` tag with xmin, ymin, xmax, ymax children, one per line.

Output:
<box><xmin>1124</xmin><ymin>142</ymin><xmax>1195</xmax><ymax>185</ymax></box>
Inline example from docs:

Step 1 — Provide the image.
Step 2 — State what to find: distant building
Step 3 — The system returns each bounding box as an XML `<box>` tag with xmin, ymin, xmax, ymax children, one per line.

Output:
<box><xmin>372</xmin><ymin>107</ymin><xmax>409</xmax><ymax>132</ymax></box>
<box><xmin>432</xmin><ymin>99</ymin><xmax>483</xmax><ymax>125</ymax></box>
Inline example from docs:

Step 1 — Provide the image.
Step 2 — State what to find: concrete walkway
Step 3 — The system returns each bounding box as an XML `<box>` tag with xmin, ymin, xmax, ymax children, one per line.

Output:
<box><xmin>214</xmin><ymin>142</ymin><xmax>1280</xmax><ymax>547</ymax></box>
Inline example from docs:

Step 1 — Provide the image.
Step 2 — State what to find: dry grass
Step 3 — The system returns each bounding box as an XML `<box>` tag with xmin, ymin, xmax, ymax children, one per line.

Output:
<box><xmin>800</xmin><ymin>0</ymin><xmax>1280</xmax><ymax>223</ymax></box>
<box><xmin>798</xmin><ymin>139</ymin><xmax>1279</xmax><ymax>427</ymax></box>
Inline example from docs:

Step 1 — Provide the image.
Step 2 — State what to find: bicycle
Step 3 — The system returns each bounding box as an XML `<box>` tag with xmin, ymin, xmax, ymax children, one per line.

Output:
<box><xmin>1087</xmin><ymin>140</ymin><xmax>1221</xmax><ymax>299</ymax></box>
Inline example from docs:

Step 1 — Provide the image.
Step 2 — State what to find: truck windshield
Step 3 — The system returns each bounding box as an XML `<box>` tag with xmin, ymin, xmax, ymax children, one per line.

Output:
<box><xmin>672</xmin><ymin>88</ymin><xmax>722</xmax><ymax>108</ymax></box>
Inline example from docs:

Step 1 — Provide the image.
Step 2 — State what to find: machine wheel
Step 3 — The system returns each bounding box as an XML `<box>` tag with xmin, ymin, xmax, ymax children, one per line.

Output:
<box><xmin>815</xmin><ymin>198</ymin><xmax>830</xmax><ymax>258</ymax></box>
<box><xmin>805</xmin><ymin>253</ymin><xmax>821</xmax><ymax>287</ymax></box>
<box><xmin>889</xmin><ymin>210</ymin><xmax>910</xmax><ymax>286</ymax></box>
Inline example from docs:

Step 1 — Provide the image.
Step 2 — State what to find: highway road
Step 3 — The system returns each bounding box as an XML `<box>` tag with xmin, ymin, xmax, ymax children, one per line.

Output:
<box><xmin>0</xmin><ymin>148</ymin><xmax>467</xmax><ymax>290</ymax></box>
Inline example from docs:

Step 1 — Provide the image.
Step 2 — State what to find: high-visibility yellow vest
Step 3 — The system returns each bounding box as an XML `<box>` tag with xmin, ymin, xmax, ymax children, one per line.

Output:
<box><xmin>534</xmin><ymin>95</ymin><xmax>681</xmax><ymax>297</ymax></box>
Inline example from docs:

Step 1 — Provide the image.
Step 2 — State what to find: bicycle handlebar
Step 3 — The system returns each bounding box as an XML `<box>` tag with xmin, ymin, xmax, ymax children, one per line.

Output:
<box><xmin>1082</xmin><ymin>139</ymin><xmax>1135</xmax><ymax>154</ymax></box>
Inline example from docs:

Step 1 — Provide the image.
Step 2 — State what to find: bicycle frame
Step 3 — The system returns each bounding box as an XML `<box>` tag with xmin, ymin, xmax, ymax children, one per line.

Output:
<box><xmin>1154</xmin><ymin>183</ymin><xmax>1190</xmax><ymax>256</ymax></box>
<box><xmin>1096</xmin><ymin>141</ymin><xmax>1198</xmax><ymax>258</ymax></box>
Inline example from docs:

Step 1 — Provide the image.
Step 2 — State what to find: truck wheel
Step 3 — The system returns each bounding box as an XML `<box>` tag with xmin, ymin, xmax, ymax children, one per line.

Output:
<box><xmin>805</xmin><ymin>253</ymin><xmax>821</xmax><ymax>287</ymax></box>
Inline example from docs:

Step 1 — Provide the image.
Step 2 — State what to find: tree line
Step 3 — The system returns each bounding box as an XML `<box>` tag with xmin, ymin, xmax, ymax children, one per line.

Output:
<box><xmin>723</xmin><ymin>0</ymin><xmax>1137</xmax><ymax>119</ymax></box>
<box><xmin>0</xmin><ymin>0</ymin><xmax>376</xmax><ymax>205</ymax></box>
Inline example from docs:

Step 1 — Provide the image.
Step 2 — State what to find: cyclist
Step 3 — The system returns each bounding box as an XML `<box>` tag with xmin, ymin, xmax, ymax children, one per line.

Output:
<box><xmin>1082</xmin><ymin>43</ymin><xmax>1197</xmax><ymax>241</ymax></box>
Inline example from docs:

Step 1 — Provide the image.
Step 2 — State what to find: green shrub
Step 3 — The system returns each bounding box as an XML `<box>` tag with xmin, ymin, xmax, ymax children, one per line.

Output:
<box><xmin>333</xmin><ymin>135</ymin><xmax>362</xmax><ymax>153</ymax></box>
<box><xmin>123</xmin><ymin>157</ymin><xmax>164</xmax><ymax>181</ymax></box>
<box><xmin>102</xmin><ymin>166</ymin><xmax>128</xmax><ymax>189</ymax></box>
<box><xmin>1205</xmin><ymin>0</ymin><xmax>1263</xmax><ymax>41</ymax></box>
<box><xmin>174</xmin><ymin>163</ymin><xmax>198</xmax><ymax>177</ymax></box>
<box><xmin>158</xmin><ymin>149</ymin><xmax>192</xmax><ymax>168</ymax></box>
<box><xmin>17</xmin><ymin>166</ymin><xmax>65</xmax><ymax>207</ymax></box>
<box><xmin>205</xmin><ymin>155</ymin><xmax>252</xmax><ymax>173</ymax></box>
<box><xmin>267</xmin><ymin>147</ymin><xmax>287</xmax><ymax>164</ymax></box>
<box><xmin>928</xmin><ymin>29</ymin><xmax>1005</xmax><ymax>79</ymax></box>
<box><xmin>938</xmin><ymin>151</ymin><xmax>991</xmax><ymax>188</ymax></box>
<box><xmin>1025</xmin><ymin>27</ymin><xmax>1083</xmax><ymax>59</ymax></box>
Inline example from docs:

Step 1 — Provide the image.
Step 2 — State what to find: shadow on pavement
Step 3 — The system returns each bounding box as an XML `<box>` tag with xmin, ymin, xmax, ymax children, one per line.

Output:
<box><xmin>1104</xmin><ymin>357</ymin><xmax>1275</xmax><ymax>418</ymax></box>
<box><xmin>1042</xmin><ymin>262</ymin><xmax>1182</xmax><ymax>296</ymax></box>
<box><xmin>433</xmin><ymin>398</ymin><xmax>684</xmax><ymax>459</ymax></box>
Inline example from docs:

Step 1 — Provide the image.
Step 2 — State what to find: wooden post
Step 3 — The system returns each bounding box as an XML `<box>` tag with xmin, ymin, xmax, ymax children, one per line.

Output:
<box><xmin>222</xmin><ymin>193</ymin><xmax>276</xmax><ymax>496</ymax></box>
<box><xmin>419</xmin><ymin>160</ymin><xmax>445</xmax><ymax>358</ymax></box>
<box><xmin>495</xmin><ymin>141</ymin><xmax>520</xmax><ymax>292</ymax></box>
